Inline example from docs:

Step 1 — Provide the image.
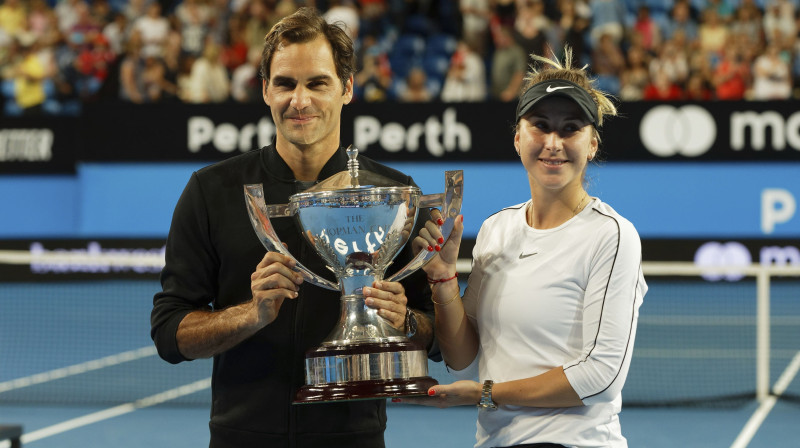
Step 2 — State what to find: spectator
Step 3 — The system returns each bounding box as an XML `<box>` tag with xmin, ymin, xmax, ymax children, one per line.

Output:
<box><xmin>206</xmin><ymin>0</ymin><xmax>233</xmax><ymax>46</ymax></box>
<box><xmin>550</xmin><ymin>0</ymin><xmax>590</xmax><ymax>64</ymax></box>
<box><xmin>590</xmin><ymin>32</ymin><xmax>625</xmax><ymax>95</ymax></box>
<box><xmin>662</xmin><ymin>0</ymin><xmax>698</xmax><ymax>42</ymax></box>
<box><xmin>684</xmin><ymin>72</ymin><xmax>713</xmax><ymax>100</ymax></box>
<box><xmin>220</xmin><ymin>15</ymin><xmax>248</xmax><ymax>71</ymax></box>
<box><xmin>103</xmin><ymin>12</ymin><xmax>130</xmax><ymax>56</ymax></box>
<box><xmin>588</xmin><ymin>0</ymin><xmax>626</xmax><ymax>46</ymax></box>
<box><xmin>491</xmin><ymin>0</ymin><xmax>516</xmax><ymax>28</ymax></box>
<box><xmin>174</xmin><ymin>0</ymin><xmax>212</xmax><ymax>58</ymax></box>
<box><xmin>357</xmin><ymin>0</ymin><xmax>388</xmax><ymax>38</ymax></box>
<box><xmin>133</xmin><ymin>2</ymin><xmax>170</xmax><ymax>58</ymax></box>
<box><xmin>648</xmin><ymin>39</ymin><xmax>689</xmax><ymax>87</ymax></box>
<box><xmin>230</xmin><ymin>47</ymin><xmax>261</xmax><ymax>102</ymax></box>
<box><xmin>182</xmin><ymin>40</ymin><xmax>230</xmax><ymax>102</ymax></box>
<box><xmin>123</xmin><ymin>0</ymin><xmax>149</xmax><ymax>22</ymax></box>
<box><xmin>74</xmin><ymin>33</ymin><xmax>116</xmax><ymax>99</ymax></box>
<box><xmin>712</xmin><ymin>45</ymin><xmax>749</xmax><ymax>99</ymax></box>
<box><xmin>643</xmin><ymin>65</ymin><xmax>683</xmax><ymax>100</ymax></box>
<box><xmin>706</xmin><ymin>0</ymin><xmax>735</xmax><ymax>24</ymax></box>
<box><xmin>55</xmin><ymin>0</ymin><xmax>84</xmax><ymax>34</ymax></box>
<box><xmin>157</xmin><ymin>25</ymin><xmax>181</xmax><ymax>101</ymax></box>
<box><xmin>243</xmin><ymin>0</ymin><xmax>277</xmax><ymax>52</ymax></box>
<box><xmin>119</xmin><ymin>32</ymin><xmax>149</xmax><ymax>102</ymax></box>
<box><xmin>68</xmin><ymin>1</ymin><xmax>102</xmax><ymax>50</ymax></box>
<box><xmin>354</xmin><ymin>46</ymin><xmax>393</xmax><ymax>102</ymax></box>
<box><xmin>699</xmin><ymin>8</ymin><xmax>729</xmax><ymax>55</ymax></box>
<box><xmin>619</xmin><ymin>46</ymin><xmax>650</xmax><ymax>101</ymax></box>
<box><xmin>730</xmin><ymin>1</ymin><xmax>763</xmax><ymax>48</ymax></box>
<box><xmin>323</xmin><ymin>0</ymin><xmax>359</xmax><ymax>42</ymax></box>
<box><xmin>489</xmin><ymin>24</ymin><xmax>526</xmax><ymax>101</ymax></box>
<box><xmin>0</xmin><ymin>0</ymin><xmax>26</xmax><ymax>40</ymax></box>
<box><xmin>396</xmin><ymin>66</ymin><xmax>433</xmax><ymax>102</ymax></box>
<box><xmin>4</xmin><ymin>0</ymin><xmax>800</xmax><ymax>112</ymax></box>
<box><xmin>27</xmin><ymin>0</ymin><xmax>53</xmax><ymax>40</ymax></box>
<box><xmin>751</xmin><ymin>42</ymin><xmax>792</xmax><ymax>99</ymax></box>
<box><xmin>440</xmin><ymin>39</ymin><xmax>486</xmax><ymax>102</ymax></box>
<box><xmin>89</xmin><ymin>0</ymin><xmax>113</xmax><ymax>25</ymax></box>
<box><xmin>688</xmin><ymin>45</ymin><xmax>716</xmax><ymax>90</ymax></box>
<box><xmin>512</xmin><ymin>0</ymin><xmax>549</xmax><ymax>60</ymax></box>
<box><xmin>11</xmin><ymin>35</ymin><xmax>48</xmax><ymax>115</ymax></box>
<box><xmin>459</xmin><ymin>0</ymin><xmax>491</xmax><ymax>57</ymax></box>
<box><xmin>631</xmin><ymin>5</ymin><xmax>661</xmax><ymax>53</ymax></box>
<box><xmin>763</xmin><ymin>0</ymin><xmax>796</xmax><ymax>44</ymax></box>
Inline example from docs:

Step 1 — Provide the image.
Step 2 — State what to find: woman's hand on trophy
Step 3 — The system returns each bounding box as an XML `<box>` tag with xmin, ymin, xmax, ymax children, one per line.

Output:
<box><xmin>250</xmin><ymin>251</ymin><xmax>305</xmax><ymax>325</ymax></box>
<box><xmin>412</xmin><ymin>209</ymin><xmax>464</xmax><ymax>280</ymax></box>
<box><xmin>363</xmin><ymin>280</ymin><xmax>408</xmax><ymax>331</ymax></box>
<box><xmin>391</xmin><ymin>380</ymin><xmax>482</xmax><ymax>408</ymax></box>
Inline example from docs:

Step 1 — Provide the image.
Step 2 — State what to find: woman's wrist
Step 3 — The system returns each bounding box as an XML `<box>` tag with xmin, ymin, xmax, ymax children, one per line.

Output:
<box><xmin>427</xmin><ymin>272</ymin><xmax>458</xmax><ymax>284</ymax></box>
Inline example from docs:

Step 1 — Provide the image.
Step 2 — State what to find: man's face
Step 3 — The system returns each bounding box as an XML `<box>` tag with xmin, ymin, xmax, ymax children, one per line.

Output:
<box><xmin>263</xmin><ymin>36</ymin><xmax>353</xmax><ymax>152</ymax></box>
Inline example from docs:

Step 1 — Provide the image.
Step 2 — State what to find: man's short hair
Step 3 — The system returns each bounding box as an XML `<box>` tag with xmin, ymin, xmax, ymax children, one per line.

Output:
<box><xmin>259</xmin><ymin>7</ymin><xmax>356</xmax><ymax>93</ymax></box>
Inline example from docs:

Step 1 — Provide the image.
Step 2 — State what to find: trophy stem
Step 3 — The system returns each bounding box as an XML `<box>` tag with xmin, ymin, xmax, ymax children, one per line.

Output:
<box><xmin>322</xmin><ymin>294</ymin><xmax>406</xmax><ymax>346</ymax></box>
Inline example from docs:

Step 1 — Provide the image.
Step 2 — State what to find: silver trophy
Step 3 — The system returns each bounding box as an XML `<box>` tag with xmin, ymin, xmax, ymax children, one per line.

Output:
<box><xmin>244</xmin><ymin>146</ymin><xmax>463</xmax><ymax>403</ymax></box>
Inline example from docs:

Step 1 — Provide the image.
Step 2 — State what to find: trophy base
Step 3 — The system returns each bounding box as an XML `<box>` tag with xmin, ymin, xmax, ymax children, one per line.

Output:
<box><xmin>294</xmin><ymin>376</ymin><xmax>438</xmax><ymax>404</ymax></box>
<box><xmin>294</xmin><ymin>341</ymin><xmax>438</xmax><ymax>404</ymax></box>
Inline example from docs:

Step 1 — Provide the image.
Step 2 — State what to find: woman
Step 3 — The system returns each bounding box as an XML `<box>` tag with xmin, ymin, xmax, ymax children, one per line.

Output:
<box><xmin>402</xmin><ymin>48</ymin><xmax>647</xmax><ymax>448</ymax></box>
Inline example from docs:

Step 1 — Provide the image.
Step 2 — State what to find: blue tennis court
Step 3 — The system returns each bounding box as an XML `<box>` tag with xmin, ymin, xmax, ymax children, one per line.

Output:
<box><xmin>1</xmin><ymin>278</ymin><xmax>798</xmax><ymax>447</ymax></box>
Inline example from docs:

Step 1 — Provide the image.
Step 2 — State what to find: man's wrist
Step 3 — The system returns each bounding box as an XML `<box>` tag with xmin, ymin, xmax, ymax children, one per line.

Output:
<box><xmin>403</xmin><ymin>308</ymin><xmax>418</xmax><ymax>338</ymax></box>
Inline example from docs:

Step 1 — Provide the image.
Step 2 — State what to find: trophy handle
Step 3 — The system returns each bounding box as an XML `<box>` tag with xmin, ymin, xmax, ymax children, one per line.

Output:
<box><xmin>244</xmin><ymin>184</ymin><xmax>338</xmax><ymax>291</ymax></box>
<box><xmin>385</xmin><ymin>170</ymin><xmax>463</xmax><ymax>283</ymax></box>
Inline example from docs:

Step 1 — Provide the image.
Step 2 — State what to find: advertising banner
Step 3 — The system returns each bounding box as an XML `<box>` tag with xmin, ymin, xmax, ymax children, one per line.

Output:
<box><xmin>4</xmin><ymin>101</ymin><xmax>800</xmax><ymax>173</ymax></box>
<box><xmin>0</xmin><ymin>116</ymin><xmax>81</xmax><ymax>174</ymax></box>
<box><xmin>2</xmin><ymin>238</ymin><xmax>797</xmax><ymax>282</ymax></box>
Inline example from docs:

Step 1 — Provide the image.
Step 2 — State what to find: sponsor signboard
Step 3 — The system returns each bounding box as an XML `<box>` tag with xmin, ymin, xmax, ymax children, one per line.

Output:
<box><xmin>2</xmin><ymin>238</ymin><xmax>797</xmax><ymax>282</ymax></box>
<box><xmin>4</xmin><ymin>101</ymin><xmax>800</xmax><ymax>173</ymax></box>
<box><xmin>0</xmin><ymin>116</ymin><xmax>80</xmax><ymax>174</ymax></box>
<box><xmin>0</xmin><ymin>239</ymin><xmax>165</xmax><ymax>281</ymax></box>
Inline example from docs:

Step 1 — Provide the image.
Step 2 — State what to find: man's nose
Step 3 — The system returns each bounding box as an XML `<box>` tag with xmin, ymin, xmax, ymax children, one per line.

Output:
<box><xmin>291</xmin><ymin>86</ymin><xmax>311</xmax><ymax>110</ymax></box>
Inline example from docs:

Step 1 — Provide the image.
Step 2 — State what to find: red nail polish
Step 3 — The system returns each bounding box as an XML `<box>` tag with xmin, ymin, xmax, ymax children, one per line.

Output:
<box><xmin>437</xmin><ymin>237</ymin><xmax>444</xmax><ymax>244</ymax></box>
<box><xmin>428</xmin><ymin>389</ymin><xmax>436</xmax><ymax>396</ymax></box>
<box><xmin>459</xmin><ymin>215</ymin><xmax>464</xmax><ymax>223</ymax></box>
<box><xmin>435</xmin><ymin>245</ymin><xmax>441</xmax><ymax>251</ymax></box>
<box><xmin>437</xmin><ymin>218</ymin><xmax>444</xmax><ymax>226</ymax></box>
<box><xmin>427</xmin><ymin>245</ymin><xmax>433</xmax><ymax>252</ymax></box>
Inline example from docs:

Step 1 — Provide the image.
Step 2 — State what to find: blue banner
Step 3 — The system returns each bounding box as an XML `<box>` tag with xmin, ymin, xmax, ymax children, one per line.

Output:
<box><xmin>1</xmin><ymin>161</ymin><xmax>798</xmax><ymax>239</ymax></box>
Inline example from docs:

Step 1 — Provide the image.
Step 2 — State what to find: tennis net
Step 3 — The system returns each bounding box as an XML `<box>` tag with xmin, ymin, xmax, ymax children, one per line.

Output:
<box><xmin>1</xmin><ymin>248</ymin><xmax>798</xmax><ymax>407</ymax></box>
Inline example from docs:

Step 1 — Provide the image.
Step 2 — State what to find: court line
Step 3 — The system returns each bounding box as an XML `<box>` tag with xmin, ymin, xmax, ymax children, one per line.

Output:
<box><xmin>634</xmin><ymin>348</ymin><xmax>799</xmax><ymax>359</ymax></box>
<box><xmin>0</xmin><ymin>346</ymin><xmax>157</xmax><ymax>393</ymax></box>
<box><xmin>730</xmin><ymin>350</ymin><xmax>800</xmax><ymax>448</ymax></box>
<box><xmin>0</xmin><ymin>378</ymin><xmax>211</xmax><ymax>448</ymax></box>
<box><xmin>638</xmin><ymin>316</ymin><xmax>800</xmax><ymax>326</ymax></box>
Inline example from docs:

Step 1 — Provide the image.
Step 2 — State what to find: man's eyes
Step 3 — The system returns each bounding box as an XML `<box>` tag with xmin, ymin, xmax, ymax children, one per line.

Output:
<box><xmin>274</xmin><ymin>80</ymin><xmax>328</xmax><ymax>89</ymax></box>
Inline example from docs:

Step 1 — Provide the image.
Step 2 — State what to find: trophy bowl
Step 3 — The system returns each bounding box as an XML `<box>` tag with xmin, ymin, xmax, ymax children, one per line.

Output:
<box><xmin>244</xmin><ymin>147</ymin><xmax>463</xmax><ymax>403</ymax></box>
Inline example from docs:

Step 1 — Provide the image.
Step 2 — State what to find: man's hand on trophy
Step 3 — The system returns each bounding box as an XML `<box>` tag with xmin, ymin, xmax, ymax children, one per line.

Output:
<box><xmin>363</xmin><ymin>281</ymin><xmax>408</xmax><ymax>331</ymax></box>
<box><xmin>250</xmin><ymin>252</ymin><xmax>305</xmax><ymax>325</ymax></box>
<box><xmin>412</xmin><ymin>209</ymin><xmax>464</xmax><ymax>280</ymax></box>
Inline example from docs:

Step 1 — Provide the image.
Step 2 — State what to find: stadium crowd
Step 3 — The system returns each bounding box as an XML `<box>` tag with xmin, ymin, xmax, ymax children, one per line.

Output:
<box><xmin>1</xmin><ymin>0</ymin><xmax>799</xmax><ymax>116</ymax></box>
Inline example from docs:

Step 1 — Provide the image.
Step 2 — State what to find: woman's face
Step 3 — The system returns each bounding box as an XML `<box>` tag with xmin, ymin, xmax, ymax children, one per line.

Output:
<box><xmin>514</xmin><ymin>96</ymin><xmax>598</xmax><ymax>194</ymax></box>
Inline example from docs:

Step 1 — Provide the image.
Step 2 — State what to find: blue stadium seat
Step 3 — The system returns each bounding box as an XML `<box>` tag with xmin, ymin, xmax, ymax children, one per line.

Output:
<box><xmin>389</xmin><ymin>34</ymin><xmax>426</xmax><ymax>79</ymax></box>
<box><xmin>422</xmin><ymin>54</ymin><xmax>450</xmax><ymax>84</ymax></box>
<box><xmin>425</xmin><ymin>33</ymin><xmax>457</xmax><ymax>59</ymax></box>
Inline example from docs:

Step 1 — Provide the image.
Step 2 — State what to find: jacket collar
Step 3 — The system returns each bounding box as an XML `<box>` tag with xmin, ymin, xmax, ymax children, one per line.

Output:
<box><xmin>260</xmin><ymin>144</ymin><xmax>348</xmax><ymax>184</ymax></box>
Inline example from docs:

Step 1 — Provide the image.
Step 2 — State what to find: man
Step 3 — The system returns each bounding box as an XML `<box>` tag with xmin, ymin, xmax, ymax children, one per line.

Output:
<box><xmin>151</xmin><ymin>7</ymin><xmax>436</xmax><ymax>447</ymax></box>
